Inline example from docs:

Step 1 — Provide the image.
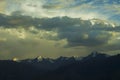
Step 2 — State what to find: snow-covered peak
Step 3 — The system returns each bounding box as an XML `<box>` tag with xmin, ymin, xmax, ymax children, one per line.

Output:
<box><xmin>32</xmin><ymin>56</ymin><xmax>44</xmax><ymax>62</ymax></box>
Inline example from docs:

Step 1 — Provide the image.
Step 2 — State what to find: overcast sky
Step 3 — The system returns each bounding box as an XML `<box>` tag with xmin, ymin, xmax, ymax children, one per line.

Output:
<box><xmin>0</xmin><ymin>0</ymin><xmax>120</xmax><ymax>60</ymax></box>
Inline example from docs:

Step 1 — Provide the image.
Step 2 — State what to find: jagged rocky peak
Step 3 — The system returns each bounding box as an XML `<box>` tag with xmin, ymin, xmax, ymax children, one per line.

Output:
<box><xmin>57</xmin><ymin>56</ymin><xmax>70</xmax><ymax>60</ymax></box>
<box><xmin>36</xmin><ymin>56</ymin><xmax>43</xmax><ymax>60</ymax></box>
<box><xmin>87</xmin><ymin>51</ymin><xmax>109</xmax><ymax>58</ymax></box>
<box><xmin>56</xmin><ymin>56</ymin><xmax>77</xmax><ymax>61</ymax></box>
<box><xmin>89</xmin><ymin>51</ymin><xmax>99</xmax><ymax>57</ymax></box>
<box><xmin>21</xmin><ymin>52</ymin><xmax>110</xmax><ymax>63</ymax></box>
<box><xmin>33</xmin><ymin>56</ymin><xmax>44</xmax><ymax>62</ymax></box>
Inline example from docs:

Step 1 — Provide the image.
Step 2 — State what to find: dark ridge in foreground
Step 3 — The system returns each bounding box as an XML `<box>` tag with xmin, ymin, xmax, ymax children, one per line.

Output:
<box><xmin>0</xmin><ymin>52</ymin><xmax>120</xmax><ymax>80</ymax></box>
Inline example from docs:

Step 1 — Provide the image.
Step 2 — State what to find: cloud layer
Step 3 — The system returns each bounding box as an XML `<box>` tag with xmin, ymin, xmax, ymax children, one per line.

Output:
<box><xmin>0</xmin><ymin>0</ymin><xmax>120</xmax><ymax>59</ymax></box>
<box><xmin>0</xmin><ymin>13</ymin><xmax>120</xmax><ymax>59</ymax></box>
<box><xmin>0</xmin><ymin>0</ymin><xmax>118</xmax><ymax>24</ymax></box>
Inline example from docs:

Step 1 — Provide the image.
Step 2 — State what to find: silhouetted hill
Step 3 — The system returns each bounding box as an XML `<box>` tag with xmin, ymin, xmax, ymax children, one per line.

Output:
<box><xmin>21</xmin><ymin>56</ymin><xmax>76</xmax><ymax>70</ymax></box>
<box><xmin>0</xmin><ymin>60</ymin><xmax>42</xmax><ymax>80</ymax></box>
<box><xmin>39</xmin><ymin>53</ymin><xmax>120</xmax><ymax>80</ymax></box>
<box><xmin>0</xmin><ymin>52</ymin><xmax>120</xmax><ymax>80</ymax></box>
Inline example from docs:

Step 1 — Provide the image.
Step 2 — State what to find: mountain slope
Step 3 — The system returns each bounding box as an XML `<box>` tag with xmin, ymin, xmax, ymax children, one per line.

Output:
<box><xmin>39</xmin><ymin>53</ymin><xmax>120</xmax><ymax>80</ymax></box>
<box><xmin>0</xmin><ymin>52</ymin><xmax>120</xmax><ymax>80</ymax></box>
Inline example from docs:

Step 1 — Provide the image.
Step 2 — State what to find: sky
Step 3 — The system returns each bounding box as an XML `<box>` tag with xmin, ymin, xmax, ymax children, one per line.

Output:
<box><xmin>0</xmin><ymin>0</ymin><xmax>120</xmax><ymax>60</ymax></box>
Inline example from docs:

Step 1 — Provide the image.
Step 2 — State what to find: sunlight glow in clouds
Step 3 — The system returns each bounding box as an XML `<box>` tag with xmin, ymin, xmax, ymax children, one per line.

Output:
<box><xmin>0</xmin><ymin>0</ymin><xmax>120</xmax><ymax>59</ymax></box>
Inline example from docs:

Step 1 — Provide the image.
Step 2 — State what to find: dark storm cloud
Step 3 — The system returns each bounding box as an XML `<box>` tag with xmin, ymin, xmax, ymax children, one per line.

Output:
<box><xmin>0</xmin><ymin>0</ymin><xmax>120</xmax><ymax>60</ymax></box>
<box><xmin>0</xmin><ymin>13</ymin><xmax>34</xmax><ymax>27</ymax></box>
<box><xmin>0</xmin><ymin>13</ymin><xmax>119</xmax><ymax>49</ymax></box>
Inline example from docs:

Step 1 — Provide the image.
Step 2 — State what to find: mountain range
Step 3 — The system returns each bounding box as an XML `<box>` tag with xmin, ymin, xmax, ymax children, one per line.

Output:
<box><xmin>0</xmin><ymin>52</ymin><xmax>120</xmax><ymax>80</ymax></box>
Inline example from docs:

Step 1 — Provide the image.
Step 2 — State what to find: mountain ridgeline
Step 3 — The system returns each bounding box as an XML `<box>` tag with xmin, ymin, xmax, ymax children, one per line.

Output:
<box><xmin>0</xmin><ymin>52</ymin><xmax>120</xmax><ymax>80</ymax></box>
